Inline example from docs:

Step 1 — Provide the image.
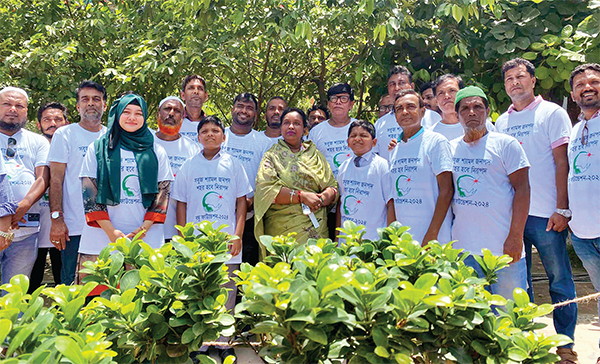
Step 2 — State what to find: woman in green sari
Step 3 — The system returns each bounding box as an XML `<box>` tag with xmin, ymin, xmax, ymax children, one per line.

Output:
<box><xmin>255</xmin><ymin>108</ymin><xmax>338</xmax><ymax>250</ymax></box>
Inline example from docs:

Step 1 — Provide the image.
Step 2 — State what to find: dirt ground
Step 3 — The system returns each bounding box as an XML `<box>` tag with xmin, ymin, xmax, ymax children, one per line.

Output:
<box><xmin>37</xmin><ymin>249</ymin><xmax>599</xmax><ymax>364</ymax></box>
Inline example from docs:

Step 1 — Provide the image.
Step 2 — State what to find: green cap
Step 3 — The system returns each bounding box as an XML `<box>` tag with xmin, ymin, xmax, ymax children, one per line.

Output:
<box><xmin>454</xmin><ymin>86</ymin><xmax>488</xmax><ymax>106</ymax></box>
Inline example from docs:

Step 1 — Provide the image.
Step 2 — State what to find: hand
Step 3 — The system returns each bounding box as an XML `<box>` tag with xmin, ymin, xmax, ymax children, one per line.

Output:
<box><xmin>0</xmin><ymin>236</ymin><xmax>11</xmax><ymax>251</ymax></box>
<box><xmin>388</xmin><ymin>138</ymin><xmax>397</xmax><ymax>152</ymax></box>
<box><xmin>108</xmin><ymin>229</ymin><xmax>126</xmax><ymax>243</ymax></box>
<box><xmin>11</xmin><ymin>200</ymin><xmax>31</xmax><ymax>229</ymax></box>
<box><xmin>246</xmin><ymin>196</ymin><xmax>254</xmax><ymax>212</ymax></box>
<box><xmin>300</xmin><ymin>191</ymin><xmax>322</xmax><ymax>212</ymax></box>
<box><xmin>50</xmin><ymin>218</ymin><xmax>70</xmax><ymax>251</ymax></box>
<box><xmin>229</xmin><ymin>238</ymin><xmax>242</xmax><ymax>257</ymax></box>
<box><xmin>503</xmin><ymin>234</ymin><xmax>523</xmax><ymax>264</ymax></box>
<box><xmin>546</xmin><ymin>212</ymin><xmax>568</xmax><ymax>232</ymax></box>
<box><xmin>421</xmin><ymin>231</ymin><xmax>438</xmax><ymax>247</ymax></box>
<box><xmin>126</xmin><ymin>227</ymin><xmax>148</xmax><ymax>240</ymax></box>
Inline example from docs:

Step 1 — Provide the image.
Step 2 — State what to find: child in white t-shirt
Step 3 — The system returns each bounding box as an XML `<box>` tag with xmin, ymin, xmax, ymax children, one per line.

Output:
<box><xmin>172</xmin><ymin>116</ymin><xmax>250</xmax><ymax>361</ymax></box>
<box><xmin>336</xmin><ymin>121</ymin><xmax>395</xmax><ymax>241</ymax></box>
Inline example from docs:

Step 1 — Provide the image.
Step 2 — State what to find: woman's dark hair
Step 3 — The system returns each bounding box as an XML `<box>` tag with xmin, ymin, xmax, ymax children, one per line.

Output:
<box><xmin>281</xmin><ymin>108</ymin><xmax>308</xmax><ymax>128</ymax></box>
<box><xmin>348</xmin><ymin>120</ymin><xmax>375</xmax><ymax>139</ymax></box>
<box><xmin>197</xmin><ymin>115</ymin><xmax>225</xmax><ymax>133</ymax></box>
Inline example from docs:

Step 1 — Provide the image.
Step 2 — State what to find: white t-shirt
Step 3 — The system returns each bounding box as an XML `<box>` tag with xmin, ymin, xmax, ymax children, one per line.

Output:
<box><xmin>259</xmin><ymin>130</ymin><xmax>282</xmax><ymax>149</ymax></box>
<box><xmin>37</xmin><ymin>190</ymin><xmax>52</xmax><ymax>248</ymax></box>
<box><xmin>567</xmin><ymin>113</ymin><xmax>600</xmax><ymax>239</ymax></box>
<box><xmin>496</xmin><ymin>99</ymin><xmax>572</xmax><ymax>218</ymax></box>
<box><xmin>179</xmin><ymin>117</ymin><xmax>202</xmax><ymax>143</ymax></box>
<box><xmin>337</xmin><ymin>152</ymin><xmax>394</xmax><ymax>240</ymax></box>
<box><xmin>79</xmin><ymin>143</ymin><xmax>173</xmax><ymax>255</ymax></box>
<box><xmin>48</xmin><ymin>124</ymin><xmax>107</xmax><ymax>235</ymax></box>
<box><xmin>389</xmin><ymin>129</ymin><xmax>453</xmax><ymax>243</ymax></box>
<box><xmin>222</xmin><ymin>128</ymin><xmax>271</xmax><ymax>191</ymax></box>
<box><xmin>307</xmin><ymin>118</ymin><xmax>357</xmax><ymax>178</ymax></box>
<box><xmin>153</xmin><ymin>134</ymin><xmax>200</xmax><ymax>239</ymax></box>
<box><xmin>373</xmin><ymin>109</ymin><xmax>442</xmax><ymax>160</ymax></box>
<box><xmin>431</xmin><ymin>119</ymin><xmax>496</xmax><ymax>142</ymax></box>
<box><xmin>0</xmin><ymin>129</ymin><xmax>49</xmax><ymax>211</ymax></box>
<box><xmin>451</xmin><ymin>132</ymin><xmax>530</xmax><ymax>256</ymax></box>
<box><xmin>172</xmin><ymin>151</ymin><xmax>252</xmax><ymax>264</ymax></box>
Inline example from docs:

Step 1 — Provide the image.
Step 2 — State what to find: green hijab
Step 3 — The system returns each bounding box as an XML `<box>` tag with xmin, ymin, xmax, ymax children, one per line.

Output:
<box><xmin>94</xmin><ymin>93</ymin><xmax>158</xmax><ymax>208</ymax></box>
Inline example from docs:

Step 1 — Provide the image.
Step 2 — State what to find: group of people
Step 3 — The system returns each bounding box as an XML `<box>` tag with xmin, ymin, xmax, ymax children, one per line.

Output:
<box><xmin>0</xmin><ymin>59</ymin><xmax>598</xmax><ymax>364</ymax></box>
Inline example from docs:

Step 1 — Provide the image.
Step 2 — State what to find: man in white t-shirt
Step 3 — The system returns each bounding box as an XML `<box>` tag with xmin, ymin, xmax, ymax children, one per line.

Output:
<box><xmin>389</xmin><ymin>89</ymin><xmax>454</xmax><ymax>244</ymax></box>
<box><xmin>374</xmin><ymin>66</ymin><xmax>442</xmax><ymax>160</ymax></box>
<box><xmin>0</xmin><ymin>87</ymin><xmax>50</xmax><ymax>286</ymax></box>
<box><xmin>222</xmin><ymin>93</ymin><xmax>271</xmax><ymax>266</ymax></box>
<box><xmin>567</xmin><ymin>63</ymin><xmax>600</xmax><ymax>363</ymax></box>
<box><xmin>48</xmin><ymin>80</ymin><xmax>107</xmax><ymax>285</ymax></box>
<box><xmin>29</xmin><ymin>102</ymin><xmax>69</xmax><ymax>293</ymax></box>
<box><xmin>495</xmin><ymin>58</ymin><xmax>577</xmax><ymax>363</ymax></box>
<box><xmin>153</xmin><ymin>96</ymin><xmax>200</xmax><ymax>241</ymax></box>
<box><xmin>420</xmin><ymin>82</ymin><xmax>441</xmax><ymax>114</ymax></box>
<box><xmin>261</xmin><ymin>96</ymin><xmax>287</xmax><ymax>147</ymax></box>
<box><xmin>451</xmin><ymin>86</ymin><xmax>530</xmax><ymax>299</ymax></box>
<box><xmin>308</xmin><ymin>82</ymin><xmax>357</xmax><ymax>240</ymax></box>
<box><xmin>179</xmin><ymin>75</ymin><xmax>209</xmax><ymax>142</ymax></box>
<box><xmin>377</xmin><ymin>94</ymin><xmax>394</xmax><ymax>119</ymax></box>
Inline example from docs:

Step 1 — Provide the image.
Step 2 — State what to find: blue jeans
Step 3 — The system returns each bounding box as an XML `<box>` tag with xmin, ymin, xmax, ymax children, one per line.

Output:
<box><xmin>570</xmin><ymin>233</ymin><xmax>600</xmax><ymax>348</ymax></box>
<box><xmin>464</xmin><ymin>254</ymin><xmax>527</xmax><ymax>299</ymax></box>
<box><xmin>524</xmin><ymin>216</ymin><xmax>576</xmax><ymax>347</ymax></box>
<box><xmin>0</xmin><ymin>234</ymin><xmax>38</xmax><ymax>288</ymax></box>
<box><xmin>60</xmin><ymin>235</ymin><xmax>81</xmax><ymax>285</ymax></box>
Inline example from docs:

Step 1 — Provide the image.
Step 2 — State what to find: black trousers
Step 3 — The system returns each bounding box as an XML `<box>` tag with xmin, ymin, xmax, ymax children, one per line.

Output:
<box><xmin>242</xmin><ymin>217</ymin><xmax>259</xmax><ymax>266</ymax></box>
<box><xmin>29</xmin><ymin>247</ymin><xmax>62</xmax><ymax>293</ymax></box>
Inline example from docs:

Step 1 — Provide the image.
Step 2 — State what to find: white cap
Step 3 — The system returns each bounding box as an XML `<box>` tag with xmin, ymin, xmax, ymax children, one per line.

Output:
<box><xmin>0</xmin><ymin>87</ymin><xmax>29</xmax><ymax>102</ymax></box>
<box><xmin>158</xmin><ymin>96</ymin><xmax>185</xmax><ymax>109</ymax></box>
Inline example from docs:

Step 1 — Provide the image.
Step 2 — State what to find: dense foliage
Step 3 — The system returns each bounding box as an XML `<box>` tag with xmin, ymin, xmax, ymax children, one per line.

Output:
<box><xmin>0</xmin><ymin>0</ymin><xmax>598</xmax><ymax>126</ymax></box>
<box><xmin>236</xmin><ymin>221</ymin><xmax>572</xmax><ymax>363</ymax></box>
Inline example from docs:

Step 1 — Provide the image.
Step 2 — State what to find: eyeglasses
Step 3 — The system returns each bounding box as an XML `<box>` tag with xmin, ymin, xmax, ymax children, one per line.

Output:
<box><xmin>581</xmin><ymin>120</ymin><xmax>589</xmax><ymax>146</ymax></box>
<box><xmin>329</xmin><ymin>95</ymin><xmax>350</xmax><ymax>104</ymax></box>
<box><xmin>379</xmin><ymin>104</ymin><xmax>394</xmax><ymax>113</ymax></box>
<box><xmin>5</xmin><ymin>137</ymin><xmax>16</xmax><ymax>159</ymax></box>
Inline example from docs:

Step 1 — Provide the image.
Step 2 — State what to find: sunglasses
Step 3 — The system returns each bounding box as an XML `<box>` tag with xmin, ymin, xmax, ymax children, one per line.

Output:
<box><xmin>5</xmin><ymin>137</ymin><xmax>16</xmax><ymax>159</ymax></box>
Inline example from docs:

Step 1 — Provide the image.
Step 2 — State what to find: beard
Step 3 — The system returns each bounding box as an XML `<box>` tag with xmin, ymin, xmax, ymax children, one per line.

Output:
<box><xmin>464</xmin><ymin>126</ymin><xmax>487</xmax><ymax>145</ymax></box>
<box><xmin>158</xmin><ymin>117</ymin><xmax>182</xmax><ymax>136</ymax></box>
<box><xmin>80</xmin><ymin>107</ymin><xmax>102</xmax><ymax>122</ymax></box>
<box><xmin>0</xmin><ymin>118</ymin><xmax>27</xmax><ymax>132</ymax></box>
<box><xmin>578</xmin><ymin>93</ymin><xmax>600</xmax><ymax>110</ymax></box>
<box><xmin>233</xmin><ymin>114</ymin><xmax>255</xmax><ymax>127</ymax></box>
<box><xmin>267</xmin><ymin>119</ymin><xmax>281</xmax><ymax>129</ymax></box>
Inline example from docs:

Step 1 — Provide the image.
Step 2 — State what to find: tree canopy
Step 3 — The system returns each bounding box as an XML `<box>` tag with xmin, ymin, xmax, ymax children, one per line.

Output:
<box><xmin>1</xmin><ymin>0</ymin><xmax>598</xmax><ymax>126</ymax></box>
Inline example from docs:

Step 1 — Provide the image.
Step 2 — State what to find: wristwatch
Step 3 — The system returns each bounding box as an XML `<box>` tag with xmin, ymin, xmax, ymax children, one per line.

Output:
<box><xmin>555</xmin><ymin>208</ymin><xmax>572</xmax><ymax>219</ymax></box>
<box><xmin>51</xmin><ymin>211</ymin><xmax>63</xmax><ymax>220</ymax></box>
<box><xmin>0</xmin><ymin>230</ymin><xmax>14</xmax><ymax>244</ymax></box>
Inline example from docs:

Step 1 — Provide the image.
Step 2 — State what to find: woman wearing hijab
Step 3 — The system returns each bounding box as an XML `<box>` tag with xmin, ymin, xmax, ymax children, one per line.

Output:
<box><xmin>77</xmin><ymin>93</ymin><xmax>173</xmax><ymax>285</ymax></box>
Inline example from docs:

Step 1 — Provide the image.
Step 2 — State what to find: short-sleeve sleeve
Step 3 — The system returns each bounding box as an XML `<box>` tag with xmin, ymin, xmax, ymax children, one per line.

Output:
<box><xmin>502</xmin><ymin>137</ymin><xmax>531</xmax><ymax>175</ymax></box>
<box><xmin>233</xmin><ymin>158</ymin><xmax>253</xmax><ymax>198</ymax></box>
<box><xmin>379</xmin><ymin>159</ymin><xmax>394</xmax><ymax>203</ymax></box>
<box><xmin>80</xmin><ymin>143</ymin><xmax>97</xmax><ymax>178</ymax></box>
<box><xmin>171</xmin><ymin>159</ymin><xmax>189</xmax><ymax>203</ymax></box>
<box><xmin>546</xmin><ymin>107</ymin><xmax>572</xmax><ymax>148</ymax></box>
<box><xmin>336</xmin><ymin>160</ymin><xmax>349</xmax><ymax>195</ymax></box>
<box><xmin>35</xmin><ymin>136</ymin><xmax>50</xmax><ymax>168</ymax></box>
<box><xmin>47</xmin><ymin>127</ymin><xmax>70</xmax><ymax>164</ymax></box>
<box><xmin>155</xmin><ymin>144</ymin><xmax>174</xmax><ymax>182</ymax></box>
<box><xmin>429</xmin><ymin>135</ymin><xmax>453</xmax><ymax>176</ymax></box>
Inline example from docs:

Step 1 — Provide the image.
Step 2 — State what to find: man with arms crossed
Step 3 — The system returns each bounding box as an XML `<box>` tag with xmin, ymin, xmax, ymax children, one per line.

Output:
<box><xmin>49</xmin><ymin>80</ymin><xmax>107</xmax><ymax>285</ymax></box>
<box><xmin>451</xmin><ymin>86</ymin><xmax>530</xmax><ymax>298</ymax></box>
<box><xmin>567</xmin><ymin>63</ymin><xmax>600</xmax><ymax>364</ymax></box>
<box><xmin>495</xmin><ymin>58</ymin><xmax>578</xmax><ymax>364</ymax></box>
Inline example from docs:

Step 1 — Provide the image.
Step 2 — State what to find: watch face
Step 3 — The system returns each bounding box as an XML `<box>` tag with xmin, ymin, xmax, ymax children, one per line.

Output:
<box><xmin>51</xmin><ymin>212</ymin><xmax>60</xmax><ymax>219</ymax></box>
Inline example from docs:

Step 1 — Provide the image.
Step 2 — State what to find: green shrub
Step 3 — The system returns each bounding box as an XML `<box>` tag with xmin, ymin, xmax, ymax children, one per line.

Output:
<box><xmin>235</xmin><ymin>221</ymin><xmax>572</xmax><ymax>364</ymax></box>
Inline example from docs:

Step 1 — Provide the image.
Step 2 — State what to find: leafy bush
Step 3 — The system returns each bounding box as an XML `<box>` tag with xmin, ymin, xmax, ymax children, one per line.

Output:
<box><xmin>0</xmin><ymin>276</ymin><xmax>117</xmax><ymax>364</ymax></box>
<box><xmin>80</xmin><ymin>222</ymin><xmax>236</xmax><ymax>364</ymax></box>
<box><xmin>235</xmin><ymin>221</ymin><xmax>571</xmax><ymax>364</ymax></box>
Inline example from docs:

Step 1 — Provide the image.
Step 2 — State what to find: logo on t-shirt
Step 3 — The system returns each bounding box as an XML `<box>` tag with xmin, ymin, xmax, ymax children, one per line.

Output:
<box><xmin>395</xmin><ymin>175</ymin><xmax>412</xmax><ymax>197</ymax></box>
<box><xmin>333</xmin><ymin>152</ymin><xmax>351</xmax><ymax>167</ymax></box>
<box><xmin>342</xmin><ymin>195</ymin><xmax>361</xmax><ymax>215</ymax></box>
<box><xmin>122</xmin><ymin>174</ymin><xmax>140</xmax><ymax>197</ymax></box>
<box><xmin>573</xmin><ymin>151</ymin><xmax>592</xmax><ymax>175</ymax></box>
<box><xmin>457</xmin><ymin>175</ymin><xmax>479</xmax><ymax>198</ymax></box>
<box><xmin>202</xmin><ymin>191</ymin><xmax>223</xmax><ymax>213</ymax></box>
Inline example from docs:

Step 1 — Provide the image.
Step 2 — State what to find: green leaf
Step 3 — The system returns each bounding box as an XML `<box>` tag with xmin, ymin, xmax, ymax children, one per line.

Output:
<box><xmin>522</xmin><ymin>52</ymin><xmax>538</xmax><ymax>60</ymax></box>
<box><xmin>181</xmin><ymin>327</ymin><xmax>196</xmax><ymax>344</ymax></box>
<box><xmin>109</xmin><ymin>251</ymin><xmax>124</xmax><ymax>277</ymax></box>
<box><xmin>372</xmin><ymin>327</ymin><xmax>388</xmax><ymax>347</ymax></box>
<box><xmin>514</xmin><ymin>37</ymin><xmax>531</xmax><ymax>50</ymax></box>
<box><xmin>507</xmin><ymin>347</ymin><xmax>529</xmax><ymax>361</ymax></box>
<box><xmin>120</xmin><ymin>269</ymin><xmax>140</xmax><ymax>292</ymax></box>
<box><xmin>512</xmin><ymin>287</ymin><xmax>530</xmax><ymax>307</ymax></box>
<box><xmin>55</xmin><ymin>336</ymin><xmax>85</xmax><ymax>364</ymax></box>
<box><xmin>561</xmin><ymin>24</ymin><xmax>574</xmax><ymax>38</ymax></box>
<box><xmin>303</xmin><ymin>328</ymin><xmax>327</xmax><ymax>345</ymax></box>
<box><xmin>413</xmin><ymin>273</ymin><xmax>438</xmax><ymax>291</ymax></box>
<box><xmin>172</xmin><ymin>242</ymin><xmax>194</xmax><ymax>260</ymax></box>
<box><xmin>374</xmin><ymin>346</ymin><xmax>389</xmax><ymax>357</ymax></box>
<box><xmin>0</xmin><ymin>319</ymin><xmax>12</xmax><ymax>347</ymax></box>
